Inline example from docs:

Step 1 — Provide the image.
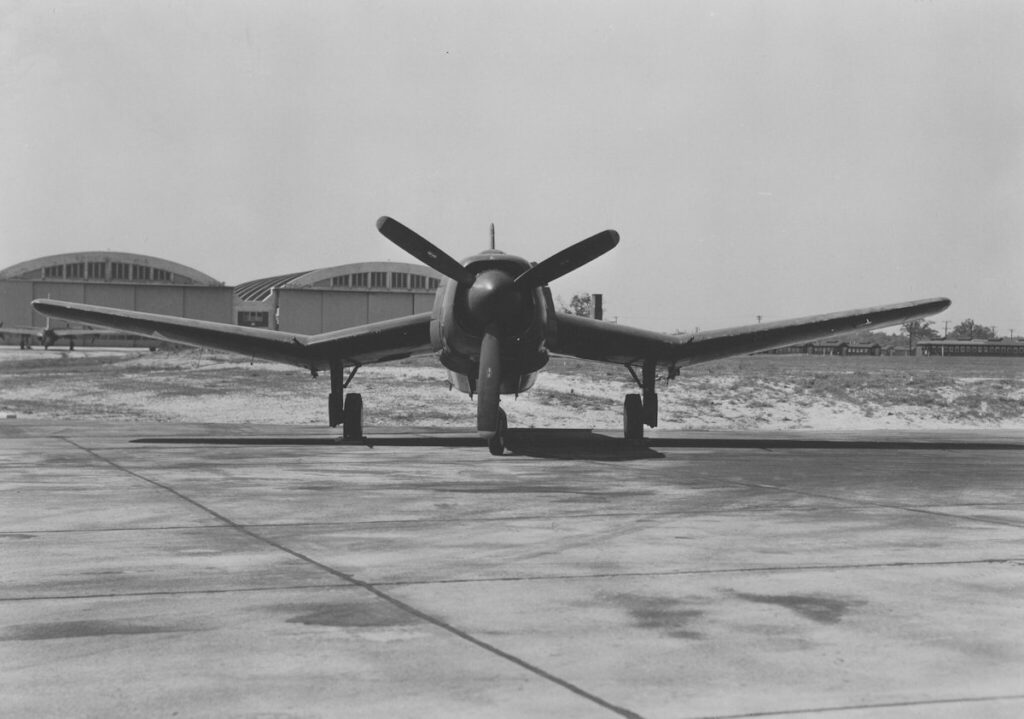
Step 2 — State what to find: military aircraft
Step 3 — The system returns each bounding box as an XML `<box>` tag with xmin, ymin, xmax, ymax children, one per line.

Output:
<box><xmin>32</xmin><ymin>216</ymin><xmax>951</xmax><ymax>454</ymax></box>
<box><xmin>0</xmin><ymin>317</ymin><xmax>138</xmax><ymax>351</ymax></box>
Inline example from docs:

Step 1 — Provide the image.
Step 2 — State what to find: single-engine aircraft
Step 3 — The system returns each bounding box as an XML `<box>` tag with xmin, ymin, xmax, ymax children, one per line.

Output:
<box><xmin>0</xmin><ymin>317</ymin><xmax>137</xmax><ymax>350</ymax></box>
<box><xmin>32</xmin><ymin>217</ymin><xmax>951</xmax><ymax>454</ymax></box>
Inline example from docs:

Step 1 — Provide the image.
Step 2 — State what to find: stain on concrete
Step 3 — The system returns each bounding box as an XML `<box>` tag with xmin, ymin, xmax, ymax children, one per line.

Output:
<box><xmin>612</xmin><ymin>594</ymin><xmax>705</xmax><ymax>639</ymax></box>
<box><xmin>2</xmin><ymin>620</ymin><xmax>180</xmax><ymax>641</ymax></box>
<box><xmin>415</xmin><ymin>481</ymin><xmax>653</xmax><ymax>498</ymax></box>
<box><xmin>0</xmin><ymin>533</ymin><xmax>35</xmax><ymax>540</ymax></box>
<box><xmin>284</xmin><ymin>601</ymin><xmax>420</xmax><ymax>629</ymax></box>
<box><xmin>733</xmin><ymin>592</ymin><xmax>863</xmax><ymax>624</ymax></box>
<box><xmin>295</xmin><ymin>483</ymin><xmax>337</xmax><ymax>491</ymax></box>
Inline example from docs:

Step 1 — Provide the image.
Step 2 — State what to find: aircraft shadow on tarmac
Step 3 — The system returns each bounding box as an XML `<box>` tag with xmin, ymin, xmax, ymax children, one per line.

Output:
<box><xmin>131</xmin><ymin>429</ymin><xmax>1023</xmax><ymax>460</ymax></box>
<box><xmin>131</xmin><ymin>429</ymin><xmax>664</xmax><ymax>460</ymax></box>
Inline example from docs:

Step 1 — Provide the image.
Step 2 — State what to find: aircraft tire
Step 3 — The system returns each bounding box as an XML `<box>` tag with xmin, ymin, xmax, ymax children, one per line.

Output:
<box><xmin>624</xmin><ymin>393</ymin><xmax>644</xmax><ymax>440</ymax></box>
<box><xmin>488</xmin><ymin>408</ymin><xmax>507</xmax><ymax>456</ymax></box>
<box><xmin>343</xmin><ymin>393</ymin><xmax>363</xmax><ymax>439</ymax></box>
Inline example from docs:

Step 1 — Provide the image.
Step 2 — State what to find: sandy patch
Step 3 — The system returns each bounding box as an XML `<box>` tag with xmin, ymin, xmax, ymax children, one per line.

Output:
<box><xmin>2</xmin><ymin>347</ymin><xmax>1022</xmax><ymax>430</ymax></box>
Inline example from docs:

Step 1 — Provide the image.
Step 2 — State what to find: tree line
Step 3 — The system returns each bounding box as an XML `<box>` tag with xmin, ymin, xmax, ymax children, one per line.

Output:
<box><xmin>902</xmin><ymin>318</ymin><xmax>1003</xmax><ymax>342</ymax></box>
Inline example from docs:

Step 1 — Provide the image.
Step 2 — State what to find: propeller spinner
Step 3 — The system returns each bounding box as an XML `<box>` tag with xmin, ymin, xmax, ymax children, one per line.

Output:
<box><xmin>376</xmin><ymin>216</ymin><xmax>619</xmax><ymax>438</ymax></box>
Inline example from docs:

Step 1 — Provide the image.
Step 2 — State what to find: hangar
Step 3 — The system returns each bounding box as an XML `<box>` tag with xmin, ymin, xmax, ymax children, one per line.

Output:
<box><xmin>0</xmin><ymin>252</ymin><xmax>232</xmax><ymax>343</ymax></box>
<box><xmin>235</xmin><ymin>262</ymin><xmax>442</xmax><ymax>332</ymax></box>
<box><xmin>1</xmin><ymin>252</ymin><xmax>443</xmax><ymax>345</ymax></box>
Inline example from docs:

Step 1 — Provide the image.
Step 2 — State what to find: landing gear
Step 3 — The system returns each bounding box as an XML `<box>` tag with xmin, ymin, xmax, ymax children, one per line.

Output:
<box><xmin>488</xmin><ymin>408</ymin><xmax>508</xmax><ymax>456</ymax></box>
<box><xmin>327</xmin><ymin>360</ymin><xmax>363</xmax><ymax>439</ymax></box>
<box><xmin>623</xmin><ymin>394</ymin><xmax>644</xmax><ymax>440</ymax></box>
<box><xmin>328</xmin><ymin>392</ymin><xmax>343</xmax><ymax>428</ymax></box>
<box><xmin>623</xmin><ymin>360</ymin><xmax>661</xmax><ymax>440</ymax></box>
<box><xmin>343</xmin><ymin>393</ymin><xmax>363</xmax><ymax>440</ymax></box>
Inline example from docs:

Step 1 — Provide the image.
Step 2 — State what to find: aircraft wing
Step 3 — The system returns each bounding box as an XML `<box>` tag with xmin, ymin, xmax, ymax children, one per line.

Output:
<box><xmin>0</xmin><ymin>326</ymin><xmax>132</xmax><ymax>338</ymax></box>
<box><xmin>549</xmin><ymin>297</ymin><xmax>951</xmax><ymax>368</ymax></box>
<box><xmin>54</xmin><ymin>328</ymin><xmax>141</xmax><ymax>337</ymax></box>
<box><xmin>0</xmin><ymin>327</ymin><xmax>42</xmax><ymax>338</ymax></box>
<box><xmin>31</xmin><ymin>299</ymin><xmax>434</xmax><ymax>370</ymax></box>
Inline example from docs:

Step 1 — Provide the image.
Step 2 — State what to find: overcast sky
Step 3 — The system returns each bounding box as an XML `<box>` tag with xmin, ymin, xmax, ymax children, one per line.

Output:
<box><xmin>2</xmin><ymin>1</ymin><xmax>1021</xmax><ymax>334</ymax></box>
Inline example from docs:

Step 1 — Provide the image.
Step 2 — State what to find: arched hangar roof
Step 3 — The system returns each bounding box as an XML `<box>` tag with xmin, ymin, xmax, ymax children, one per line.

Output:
<box><xmin>235</xmin><ymin>262</ymin><xmax>442</xmax><ymax>302</ymax></box>
<box><xmin>0</xmin><ymin>251</ymin><xmax>221</xmax><ymax>286</ymax></box>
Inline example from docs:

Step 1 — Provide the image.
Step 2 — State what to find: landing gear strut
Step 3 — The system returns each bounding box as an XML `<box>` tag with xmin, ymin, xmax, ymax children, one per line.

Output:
<box><xmin>328</xmin><ymin>360</ymin><xmax>363</xmax><ymax>440</ymax></box>
<box><xmin>623</xmin><ymin>360</ymin><xmax>659</xmax><ymax>440</ymax></box>
<box><xmin>488</xmin><ymin>407</ymin><xmax>508</xmax><ymax>456</ymax></box>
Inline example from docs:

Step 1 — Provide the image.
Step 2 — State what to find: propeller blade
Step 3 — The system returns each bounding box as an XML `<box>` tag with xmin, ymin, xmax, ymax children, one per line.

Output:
<box><xmin>514</xmin><ymin>229</ymin><xmax>619</xmax><ymax>289</ymax></box>
<box><xmin>476</xmin><ymin>326</ymin><xmax>502</xmax><ymax>434</ymax></box>
<box><xmin>376</xmin><ymin>216</ymin><xmax>476</xmax><ymax>286</ymax></box>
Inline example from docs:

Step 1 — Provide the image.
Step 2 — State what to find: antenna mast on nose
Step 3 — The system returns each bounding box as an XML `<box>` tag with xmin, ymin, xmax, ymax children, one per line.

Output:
<box><xmin>490</xmin><ymin>223</ymin><xmax>495</xmax><ymax>250</ymax></box>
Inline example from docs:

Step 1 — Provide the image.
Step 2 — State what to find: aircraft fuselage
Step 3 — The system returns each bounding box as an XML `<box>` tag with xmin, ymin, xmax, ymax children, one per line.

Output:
<box><xmin>430</xmin><ymin>250</ymin><xmax>551</xmax><ymax>396</ymax></box>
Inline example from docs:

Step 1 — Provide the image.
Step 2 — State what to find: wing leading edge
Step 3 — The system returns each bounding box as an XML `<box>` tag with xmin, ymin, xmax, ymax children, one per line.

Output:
<box><xmin>30</xmin><ymin>299</ymin><xmax>434</xmax><ymax>370</ymax></box>
<box><xmin>549</xmin><ymin>297</ymin><xmax>951</xmax><ymax>367</ymax></box>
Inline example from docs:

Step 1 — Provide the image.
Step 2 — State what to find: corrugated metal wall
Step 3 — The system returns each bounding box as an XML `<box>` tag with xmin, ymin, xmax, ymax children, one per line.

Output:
<box><xmin>0</xmin><ymin>280</ymin><xmax>234</xmax><ymax>344</ymax></box>
<box><xmin>276</xmin><ymin>288</ymin><xmax>434</xmax><ymax>333</ymax></box>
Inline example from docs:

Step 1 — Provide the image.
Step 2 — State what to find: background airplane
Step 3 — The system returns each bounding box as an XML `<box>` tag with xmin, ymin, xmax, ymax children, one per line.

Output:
<box><xmin>0</xmin><ymin>317</ymin><xmax>141</xmax><ymax>351</ymax></box>
<box><xmin>32</xmin><ymin>216</ymin><xmax>951</xmax><ymax>454</ymax></box>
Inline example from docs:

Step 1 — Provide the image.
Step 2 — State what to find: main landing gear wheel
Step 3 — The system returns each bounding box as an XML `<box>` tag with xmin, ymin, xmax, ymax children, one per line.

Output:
<box><xmin>623</xmin><ymin>393</ymin><xmax>644</xmax><ymax>440</ymax></box>
<box><xmin>342</xmin><ymin>393</ymin><xmax>363</xmax><ymax>440</ymax></box>
<box><xmin>488</xmin><ymin>408</ymin><xmax>508</xmax><ymax>456</ymax></box>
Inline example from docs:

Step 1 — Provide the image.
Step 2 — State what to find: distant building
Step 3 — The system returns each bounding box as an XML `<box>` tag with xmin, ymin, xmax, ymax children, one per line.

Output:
<box><xmin>761</xmin><ymin>338</ymin><xmax>1024</xmax><ymax>358</ymax></box>
<box><xmin>917</xmin><ymin>339</ymin><xmax>1024</xmax><ymax>357</ymax></box>
<box><xmin>1</xmin><ymin>252</ymin><xmax>232</xmax><ymax>345</ymax></box>
<box><xmin>761</xmin><ymin>341</ymin><xmax>896</xmax><ymax>356</ymax></box>
<box><xmin>233</xmin><ymin>262</ymin><xmax>443</xmax><ymax>332</ymax></box>
<box><xmin>2</xmin><ymin>252</ymin><xmax>444</xmax><ymax>345</ymax></box>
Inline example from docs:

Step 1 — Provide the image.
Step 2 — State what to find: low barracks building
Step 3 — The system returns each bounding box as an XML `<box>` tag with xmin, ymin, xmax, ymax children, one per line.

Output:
<box><xmin>1</xmin><ymin>252</ymin><xmax>442</xmax><ymax>345</ymax></box>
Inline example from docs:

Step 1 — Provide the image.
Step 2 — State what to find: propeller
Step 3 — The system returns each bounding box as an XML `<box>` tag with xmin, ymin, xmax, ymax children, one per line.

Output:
<box><xmin>376</xmin><ymin>216</ymin><xmax>618</xmax><ymax>436</ymax></box>
<box><xmin>514</xmin><ymin>229</ymin><xmax>619</xmax><ymax>289</ymax></box>
<box><xmin>376</xmin><ymin>216</ymin><xmax>476</xmax><ymax>286</ymax></box>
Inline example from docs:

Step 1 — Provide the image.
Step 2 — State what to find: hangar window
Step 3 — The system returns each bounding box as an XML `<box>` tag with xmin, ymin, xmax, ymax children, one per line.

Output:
<box><xmin>370</xmin><ymin>271</ymin><xmax>387</xmax><ymax>288</ymax></box>
<box><xmin>43</xmin><ymin>265</ymin><xmax>64</xmax><ymax>278</ymax></box>
<box><xmin>152</xmin><ymin>268</ymin><xmax>171</xmax><ymax>282</ymax></box>
<box><xmin>237</xmin><ymin>311</ymin><xmax>269</xmax><ymax>327</ymax></box>
<box><xmin>331</xmin><ymin>275</ymin><xmax>350</xmax><ymax>287</ymax></box>
<box><xmin>66</xmin><ymin>262</ymin><xmax>84</xmax><ymax>279</ymax></box>
<box><xmin>410</xmin><ymin>274</ymin><xmax>426</xmax><ymax>289</ymax></box>
<box><xmin>391</xmin><ymin>272</ymin><xmax>408</xmax><ymax>289</ymax></box>
<box><xmin>428</xmin><ymin>278</ymin><xmax>440</xmax><ymax>290</ymax></box>
<box><xmin>87</xmin><ymin>262</ymin><xmax>106</xmax><ymax>279</ymax></box>
<box><xmin>132</xmin><ymin>264</ymin><xmax>151</xmax><ymax>281</ymax></box>
<box><xmin>351</xmin><ymin>272</ymin><xmax>368</xmax><ymax>287</ymax></box>
<box><xmin>111</xmin><ymin>263</ymin><xmax>130</xmax><ymax>280</ymax></box>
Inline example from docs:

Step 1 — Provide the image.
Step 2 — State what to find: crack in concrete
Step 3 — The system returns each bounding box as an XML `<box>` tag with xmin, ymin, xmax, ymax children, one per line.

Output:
<box><xmin>713</xmin><ymin>476</ymin><xmax>1024</xmax><ymax>529</ymax></box>
<box><xmin>60</xmin><ymin>438</ymin><xmax>645</xmax><ymax>719</ymax></box>
<box><xmin>700</xmin><ymin>693</ymin><xmax>1024</xmax><ymax>718</ymax></box>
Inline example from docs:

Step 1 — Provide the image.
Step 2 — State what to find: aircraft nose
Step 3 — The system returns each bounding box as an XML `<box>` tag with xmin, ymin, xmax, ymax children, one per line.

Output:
<box><xmin>466</xmin><ymin>269</ymin><xmax>522</xmax><ymax>329</ymax></box>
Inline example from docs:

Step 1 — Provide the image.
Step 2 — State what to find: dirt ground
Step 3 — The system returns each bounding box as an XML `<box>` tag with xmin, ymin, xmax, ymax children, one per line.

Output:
<box><xmin>2</xmin><ymin>346</ymin><xmax>1022</xmax><ymax>430</ymax></box>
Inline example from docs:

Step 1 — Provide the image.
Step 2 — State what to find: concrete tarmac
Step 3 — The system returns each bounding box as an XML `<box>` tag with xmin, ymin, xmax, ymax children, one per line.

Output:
<box><xmin>2</xmin><ymin>421</ymin><xmax>1023</xmax><ymax>718</ymax></box>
